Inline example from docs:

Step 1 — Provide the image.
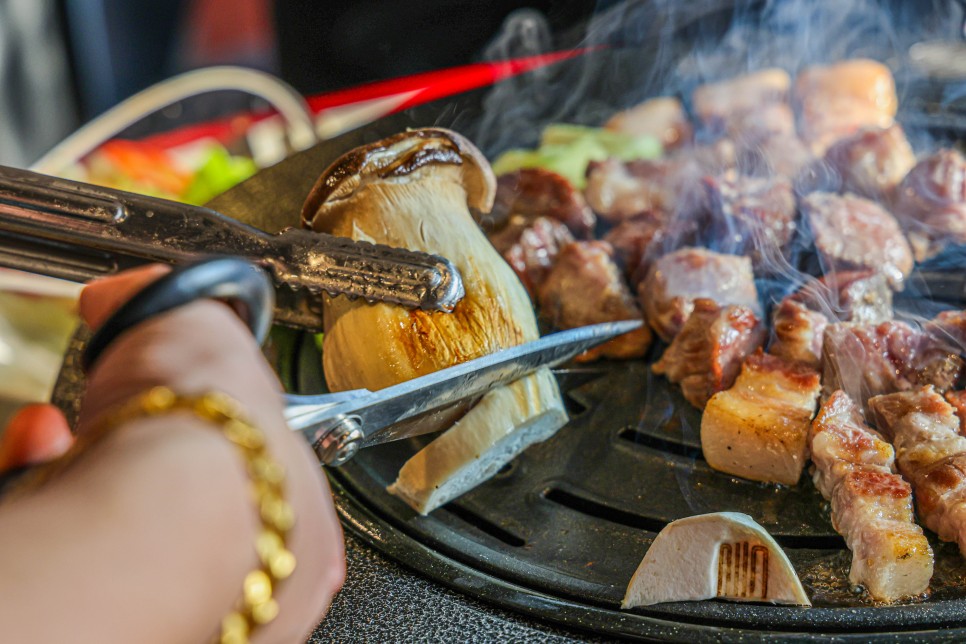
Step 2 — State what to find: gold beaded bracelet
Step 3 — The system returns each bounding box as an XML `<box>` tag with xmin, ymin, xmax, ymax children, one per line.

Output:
<box><xmin>3</xmin><ymin>387</ymin><xmax>296</xmax><ymax>644</ymax></box>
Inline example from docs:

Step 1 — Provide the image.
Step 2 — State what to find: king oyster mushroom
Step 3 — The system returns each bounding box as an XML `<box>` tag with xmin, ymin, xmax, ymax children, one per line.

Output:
<box><xmin>301</xmin><ymin>128</ymin><xmax>567</xmax><ymax>514</ymax></box>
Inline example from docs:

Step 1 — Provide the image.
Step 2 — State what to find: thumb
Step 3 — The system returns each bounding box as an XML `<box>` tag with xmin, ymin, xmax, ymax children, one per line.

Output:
<box><xmin>0</xmin><ymin>404</ymin><xmax>74</xmax><ymax>471</ymax></box>
<box><xmin>79</xmin><ymin>264</ymin><xmax>171</xmax><ymax>330</ymax></box>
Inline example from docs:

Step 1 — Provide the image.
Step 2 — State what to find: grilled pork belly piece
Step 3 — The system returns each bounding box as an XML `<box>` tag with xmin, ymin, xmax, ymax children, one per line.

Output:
<box><xmin>639</xmin><ymin>247</ymin><xmax>761</xmax><ymax>342</ymax></box>
<box><xmin>769</xmin><ymin>271</ymin><xmax>893</xmax><ymax>369</ymax></box>
<box><xmin>537</xmin><ymin>241</ymin><xmax>651</xmax><ymax>362</ymax></box>
<box><xmin>801</xmin><ymin>192</ymin><xmax>913</xmax><ymax>289</ymax></box>
<box><xmin>704</xmin><ymin>172</ymin><xmax>796</xmax><ymax>270</ymax></box>
<box><xmin>893</xmin><ymin>149</ymin><xmax>966</xmax><ymax>261</ymax></box>
<box><xmin>652</xmin><ymin>298</ymin><xmax>765</xmax><ymax>408</ymax></box>
<box><xmin>821</xmin><ymin>124</ymin><xmax>916</xmax><ymax>202</ymax></box>
<box><xmin>795</xmin><ymin>59</ymin><xmax>898</xmax><ymax>155</ymax></box>
<box><xmin>692</xmin><ymin>68</ymin><xmax>792</xmax><ymax>137</ymax></box>
<box><xmin>488</xmin><ymin>168</ymin><xmax>596</xmax><ymax>238</ymax></box>
<box><xmin>868</xmin><ymin>387</ymin><xmax>966</xmax><ymax>555</ymax></box>
<box><xmin>604</xmin><ymin>96</ymin><xmax>693</xmax><ymax>151</ymax></box>
<box><xmin>823</xmin><ymin>321</ymin><xmax>965</xmax><ymax>413</ymax></box>
<box><xmin>809</xmin><ymin>390</ymin><xmax>933</xmax><ymax>602</ymax></box>
<box><xmin>701</xmin><ymin>351</ymin><xmax>820</xmax><ymax>484</ymax></box>
<box><xmin>488</xmin><ymin>216</ymin><xmax>575</xmax><ymax>298</ymax></box>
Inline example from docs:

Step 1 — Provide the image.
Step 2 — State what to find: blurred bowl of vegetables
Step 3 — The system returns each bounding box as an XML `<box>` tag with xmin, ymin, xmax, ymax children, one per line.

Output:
<box><xmin>0</xmin><ymin>66</ymin><xmax>317</xmax><ymax>424</ymax></box>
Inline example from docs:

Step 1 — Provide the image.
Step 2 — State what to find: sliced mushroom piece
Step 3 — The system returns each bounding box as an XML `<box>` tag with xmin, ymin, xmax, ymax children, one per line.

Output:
<box><xmin>302</xmin><ymin>128</ymin><xmax>567</xmax><ymax>514</ymax></box>
<box><xmin>622</xmin><ymin>512</ymin><xmax>811</xmax><ymax>608</ymax></box>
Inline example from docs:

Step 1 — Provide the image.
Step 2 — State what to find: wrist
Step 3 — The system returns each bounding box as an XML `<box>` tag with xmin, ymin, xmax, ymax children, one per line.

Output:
<box><xmin>0</xmin><ymin>408</ymin><xmax>260</xmax><ymax>644</ymax></box>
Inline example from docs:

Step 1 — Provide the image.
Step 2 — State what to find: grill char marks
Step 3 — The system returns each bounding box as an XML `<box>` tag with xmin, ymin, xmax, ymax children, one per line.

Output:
<box><xmin>809</xmin><ymin>390</ymin><xmax>933</xmax><ymax>603</ymax></box>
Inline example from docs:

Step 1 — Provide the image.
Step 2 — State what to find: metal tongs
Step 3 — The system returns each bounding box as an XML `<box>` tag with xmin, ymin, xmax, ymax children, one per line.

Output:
<box><xmin>0</xmin><ymin>164</ymin><xmax>465</xmax><ymax>330</ymax></box>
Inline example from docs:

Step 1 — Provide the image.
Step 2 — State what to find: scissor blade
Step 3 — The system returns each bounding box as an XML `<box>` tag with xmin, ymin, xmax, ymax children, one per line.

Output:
<box><xmin>349</xmin><ymin>319</ymin><xmax>641</xmax><ymax>447</ymax></box>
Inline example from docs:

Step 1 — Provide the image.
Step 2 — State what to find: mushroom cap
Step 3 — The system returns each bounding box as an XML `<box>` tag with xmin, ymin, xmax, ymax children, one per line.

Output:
<box><xmin>301</xmin><ymin>128</ymin><xmax>496</xmax><ymax>231</ymax></box>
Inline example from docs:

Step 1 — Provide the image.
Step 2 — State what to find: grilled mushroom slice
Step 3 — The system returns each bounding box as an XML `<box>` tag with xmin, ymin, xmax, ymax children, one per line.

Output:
<box><xmin>302</xmin><ymin>128</ymin><xmax>567</xmax><ymax>514</ymax></box>
<box><xmin>622</xmin><ymin>512</ymin><xmax>810</xmax><ymax>607</ymax></box>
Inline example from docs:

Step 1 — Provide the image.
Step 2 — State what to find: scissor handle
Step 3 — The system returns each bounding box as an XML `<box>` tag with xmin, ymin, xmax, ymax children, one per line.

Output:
<box><xmin>83</xmin><ymin>257</ymin><xmax>274</xmax><ymax>372</ymax></box>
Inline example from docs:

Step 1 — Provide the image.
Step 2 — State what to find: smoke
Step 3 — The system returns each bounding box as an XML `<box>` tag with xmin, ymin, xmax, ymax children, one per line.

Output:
<box><xmin>474</xmin><ymin>0</ymin><xmax>962</xmax><ymax>156</ymax></box>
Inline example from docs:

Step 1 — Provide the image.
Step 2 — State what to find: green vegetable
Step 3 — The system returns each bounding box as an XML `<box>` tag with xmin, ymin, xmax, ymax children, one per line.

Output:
<box><xmin>181</xmin><ymin>145</ymin><xmax>258</xmax><ymax>206</ymax></box>
<box><xmin>492</xmin><ymin>123</ymin><xmax>661</xmax><ymax>188</ymax></box>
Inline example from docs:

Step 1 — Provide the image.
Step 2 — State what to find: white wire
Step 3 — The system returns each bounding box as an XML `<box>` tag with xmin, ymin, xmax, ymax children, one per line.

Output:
<box><xmin>30</xmin><ymin>66</ymin><xmax>317</xmax><ymax>174</ymax></box>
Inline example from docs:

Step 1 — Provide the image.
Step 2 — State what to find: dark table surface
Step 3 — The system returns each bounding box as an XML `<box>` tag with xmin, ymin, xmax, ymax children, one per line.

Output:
<box><xmin>309</xmin><ymin>533</ymin><xmax>598</xmax><ymax>643</ymax></box>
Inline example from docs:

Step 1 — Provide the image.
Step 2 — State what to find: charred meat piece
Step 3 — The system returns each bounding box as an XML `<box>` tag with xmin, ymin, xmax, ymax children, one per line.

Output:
<box><xmin>488</xmin><ymin>168</ymin><xmax>596</xmax><ymax>238</ymax></box>
<box><xmin>604</xmin><ymin>96</ymin><xmax>693</xmax><ymax>151</ymax></box>
<box><xmin>770</xmin><ymin>299</ymin><xmax>829</xmax><ymax>369</ymax></box>
<box><xmin>704</xmin><ymin>172</ymin><xmax>796</xmax><ymax>270</ymax></box>
<box><xmin>823</xmin><ymin>321</ymin><xmax>965</xmax><ymax>413</ymax></box>
<box><xmin>809</xmin><ymin>390</ymin><xmax>933</xmax><ymax>602</ymax></box>
<box><xmin>639</xmin><ymin>247</ymin><xmax>761</xmax><ymax>342</ymax></box>
<box><xmin>868</xmin><ymin>387</ymin><xmax>966</xmax><ymax>556</ymax></box>
<box><xmin>652</xmin><ymin>298</ymin><xmax>765</xmax><ymax>409</ymax></box>
<box><xmin>893</xmin><ymin>149</ymin><xmax>966</xmax><ymax>261</ymax></box>
<box><xmin>795</xmin><ymin>59</ymin><xmax>898</xmax><ymax>155</ymax></box>
<box><xmin>601</xmin><ymin>212</ymin><xmax>665</xmax><ymax>286</ymax></box>
<box><xmin>801</xmin><ymin>192</ymin><xmax>913</xmax><ymax>288</ymax></box>
<box><xmin>537</xmin><ymin>241</ymin><xmax>652</xmax><ymax>362</ymax></box>
<box><xmin>821</xmin><ymin>124</ymin><xmax>916</xmax><ymax>202</ymax></box>
<box><xmin>769</xmin><ymin>271</ymin><xmax>893</xmax><ymax>369</ymax></box>
<box><xmin>692</xmin><ymin>68</ymin><xmax>792</xmax><ymax>137</ymax></box>
<box><xmin>488</xmin><ymin>216</ymin><xmax>575</xmax><ymax>298</ymax></box>
<box><xmin>701</xmin><ymin>350</ymin><xmax>821</xmax><ymax>485</ymax></box>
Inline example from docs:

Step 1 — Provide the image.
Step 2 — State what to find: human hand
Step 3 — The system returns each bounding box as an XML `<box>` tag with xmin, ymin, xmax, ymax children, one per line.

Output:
<box><xmin>0</xmin><ymin>265</ymin><xmax>345</xmax><ymax>643</ymax></box>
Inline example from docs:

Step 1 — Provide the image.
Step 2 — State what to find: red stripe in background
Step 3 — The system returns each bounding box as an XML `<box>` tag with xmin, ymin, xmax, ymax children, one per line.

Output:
<box><xmin>305</xmin><ymin>48</ymin><xmax>594</xmax><ymax>113</ymax></box>
<box><xmin>136</xmin><ymin>48</ymin><xmax>593</xmax><ymax>150</ymax></box>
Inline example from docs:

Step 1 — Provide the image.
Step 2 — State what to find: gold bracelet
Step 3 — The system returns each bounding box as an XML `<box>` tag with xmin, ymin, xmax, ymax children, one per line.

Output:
<box><xmin>3</xmin><ymin>387</ymin><xmax>296</xmax><ymax>644</ymax></box>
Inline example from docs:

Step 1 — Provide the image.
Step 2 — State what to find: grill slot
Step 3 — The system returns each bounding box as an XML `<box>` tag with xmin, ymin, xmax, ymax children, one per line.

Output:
<box><xmin>618</xmin><ymin>426</ymin><xmax>706</xmax><ymax>461</ymax></box>
<box><xmin>443</xmin><ymin>503</ymin><xmax>526</xmax><ymax>547</ymax></box>
<box><xmin>543</xmin><ymin>486</ymin><xmax>668</xmax><ymax>533</ymax></box>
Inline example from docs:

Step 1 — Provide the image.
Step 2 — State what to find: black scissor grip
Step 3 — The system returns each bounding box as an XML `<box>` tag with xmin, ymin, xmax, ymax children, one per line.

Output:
<box><xmin>82</xmin><ymin>257</ymin><xmax>274</xmax><ymax>372</ymax></box>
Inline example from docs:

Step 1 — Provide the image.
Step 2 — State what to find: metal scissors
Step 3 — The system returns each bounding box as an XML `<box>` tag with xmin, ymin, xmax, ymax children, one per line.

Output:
<box><xmin>80</xmin><ymin>257</ymin><xmax>642</xmax><ymax>467</ymax></box>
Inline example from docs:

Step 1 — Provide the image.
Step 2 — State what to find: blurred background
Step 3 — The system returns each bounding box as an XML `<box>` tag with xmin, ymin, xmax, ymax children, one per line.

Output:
<box><xmin>0</xmin><ymin>0</ymin><xmax>602</xmax><ymax>167</ymax></box>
